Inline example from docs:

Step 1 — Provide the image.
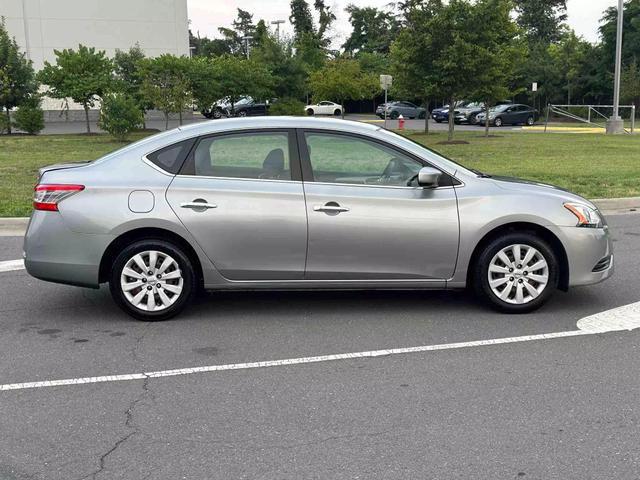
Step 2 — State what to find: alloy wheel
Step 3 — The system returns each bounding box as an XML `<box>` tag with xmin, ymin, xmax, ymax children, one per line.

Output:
<box><xmin>487</xmin><ymin>244</ymin><xmax>549</xmax><ymax>305</ymax></box>
<box><xmin>120</xmin><ymin>250</ymin><xmax>184</xmax><ymax>312</ymax></box>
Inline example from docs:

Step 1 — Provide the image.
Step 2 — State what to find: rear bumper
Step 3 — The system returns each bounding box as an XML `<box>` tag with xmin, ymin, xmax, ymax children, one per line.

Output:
<box><xmin>23</xmin><ymin>211</ymin><xmax>113</xmax><ymax>288</ymax></box>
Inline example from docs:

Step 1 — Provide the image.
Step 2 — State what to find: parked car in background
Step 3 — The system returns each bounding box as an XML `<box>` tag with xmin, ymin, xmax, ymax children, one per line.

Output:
<box><xmin>476</xmin><ymin>104</ymin><xmax>538</xmax><ymax>127</ymax></box>
<box><xmin>306</xmin><ymin>101</ymin><xmax>343</xmax><ymax>116</ymax></box>
<box><xmin>376</xmin><ymin>101</ymin><xmax>427</xmax><ymax>119</ymax></box>
<box><xmin>231</xmin><ymin>97</ymin><xmax>272</xmax><ymax>117</ymax></box>
<box><xmin>201</xmin><ymin>96</ymin><xmax>252</xmax><ymax>119</ymax></box>
<box><xmin>455</xmin><ymin>100</ymin><xmax>513</xmax><ymax>125</ymax></box>
<box><xmin>24</xmin><ymin>117</ymin><xmax>612</xmax><ymax>320</ymax></box>
<box><xmin>431</xmin><ymin>101</ymin><xmax>471</xmax><ymax>123</ymax></box>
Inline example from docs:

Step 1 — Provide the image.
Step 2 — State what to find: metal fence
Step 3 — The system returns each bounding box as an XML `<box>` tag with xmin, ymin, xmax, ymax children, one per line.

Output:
<box><xmin>544</xmin><ymin>104</ymin><xmax>636</xmax><ymax>134</ymax></box>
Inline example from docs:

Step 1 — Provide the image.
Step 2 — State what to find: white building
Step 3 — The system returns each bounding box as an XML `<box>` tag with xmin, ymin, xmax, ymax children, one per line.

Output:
<box><xmin>1</xmin><ymin>0</ymin><xmax>189</xmax><ymax>71</ymax></box>
<box><xmin>1</xmin><ymin>0</ymin><xmax>190</xmax><ymax>118</ymax></box>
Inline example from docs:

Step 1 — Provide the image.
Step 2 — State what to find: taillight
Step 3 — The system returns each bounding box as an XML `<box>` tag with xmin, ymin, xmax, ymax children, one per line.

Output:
<box><xmin>33</xmin><ymin>184</ymin><xmax>85</xmax><ymax>211</ymax></box>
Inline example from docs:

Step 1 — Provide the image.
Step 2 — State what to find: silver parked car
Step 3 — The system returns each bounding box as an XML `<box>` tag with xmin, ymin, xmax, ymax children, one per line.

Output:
<box><xmin>24</xmin><ymin>117</ymin><xmax>613</xmax><ymax>320</ymax></box>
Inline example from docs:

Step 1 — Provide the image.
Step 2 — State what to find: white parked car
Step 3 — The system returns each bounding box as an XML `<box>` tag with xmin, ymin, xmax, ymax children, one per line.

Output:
<box><xmin>305</xmin><ymin>101</ymin><xmax>343</xmax><ymax>116</ymax></box>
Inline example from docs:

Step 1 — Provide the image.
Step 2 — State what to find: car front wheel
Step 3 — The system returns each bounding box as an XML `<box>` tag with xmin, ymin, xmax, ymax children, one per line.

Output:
<box><xmin>306</xmin><ymin>108</ymin><xmax>314</xmax><ymax>116</ymax></box>
<box><xmin>109</xmin><ymin>240</ymin><xmax>196</xmax><ymax>321</ymax></box>
<box><xmin>493</xmin><ymin>117</ymin><xmax>503</xmax><ymax>127</ymax></box>
<box><xmin>526</xmin><ymin>116</ymin><xmax>535</xmax><ymax>126</ymax></box>
<box><xmin>473</xmin><ymin>232</ymin><xmax>559</xmax><ymax>313</ymax></box>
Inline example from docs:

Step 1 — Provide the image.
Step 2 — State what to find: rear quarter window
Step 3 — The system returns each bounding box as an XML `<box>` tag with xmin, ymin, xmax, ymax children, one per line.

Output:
<box><xmin>146</xmin><ymin>139</ymin><xmax>196</xmax><ymax>174</ymax></box>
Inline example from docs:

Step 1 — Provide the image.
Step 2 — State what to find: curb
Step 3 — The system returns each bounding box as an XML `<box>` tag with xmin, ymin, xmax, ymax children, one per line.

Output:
<box><xmin>1</xmin><ymin>198</ymin><xmax>638</xmax><ymax>236</ymax></box>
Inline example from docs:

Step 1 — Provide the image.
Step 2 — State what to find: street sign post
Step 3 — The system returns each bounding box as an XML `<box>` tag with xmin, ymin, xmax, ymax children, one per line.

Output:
<box><xmin>380</xmin><ymin>75</ymin><xmax>392</xmax><ymax>129</ymax></box>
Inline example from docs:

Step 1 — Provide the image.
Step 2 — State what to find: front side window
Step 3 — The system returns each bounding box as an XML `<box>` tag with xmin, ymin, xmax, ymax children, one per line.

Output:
<box><xmin>186</xmin><ymin>132</ymin><xmax>291</xmax><ymax>180</ymax></box>
<box><xmin>304</xmin><ymin>132</ymin><xmax>423</xmax><ymax>187</ymax></box>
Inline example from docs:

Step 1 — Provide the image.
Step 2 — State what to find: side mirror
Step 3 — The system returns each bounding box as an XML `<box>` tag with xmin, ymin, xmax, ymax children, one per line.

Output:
<box><xmin>418</xmin><ymin>167</ymin><xmax>442</xmax><ymax>188</ymax></box>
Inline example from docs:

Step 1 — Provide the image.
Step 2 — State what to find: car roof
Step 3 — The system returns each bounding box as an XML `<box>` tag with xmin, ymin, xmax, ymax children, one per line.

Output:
<box><xmin>176</xmin><ymin>116</ymin><xmax>380</xmax><ymax>137</ymax></box>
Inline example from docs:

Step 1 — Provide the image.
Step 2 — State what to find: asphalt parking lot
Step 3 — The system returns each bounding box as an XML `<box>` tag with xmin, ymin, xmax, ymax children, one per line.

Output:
<box><xmin>1</xmin><ymin>213</ymin><xmax>639</xmax><ymax>479</ymax></box>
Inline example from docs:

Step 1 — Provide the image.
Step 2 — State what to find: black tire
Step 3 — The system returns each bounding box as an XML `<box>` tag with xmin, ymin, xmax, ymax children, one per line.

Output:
<box><xmin>493</xmin><ymin>117</ymin><xmax>503</xmax><ymax>127</ymax></box>
<box><xmin>212</xmin><ymin>109</ymin><xmax>222</xmax><ymax>119</ymax></box>
<box><xmin>434</xmin><ymin>119</ymin><xmax>443</xmax><ymax>123</ymax></box>
<box><xmin>390</xmin><ymin>110</ymin><xmax>400</xmax><ymax>120</ymax></box>
<box><xmin>470</xmin><ymin>114</ymin><xmax>479</xmax><ymax>125</ymax></box>
<box><xmin>109</xmin><ymin>239</ymin><xmax>196</xmax><ymax>321</ymax></box>
<box><xmin>334</xmin><ymin>109</ymin><xmax>342</xmax><ymax>116</ymax></box>
<box><xmin>237</xmin><ymin>110</ymin><xmax>248</xmax><ymax>117</ymax></box>
<box><xmin>418</xmin><ymin>111</ymin><xmax>426</xmax><ymax>119</ymax></box>
<box><xmin>306</xmin><ymin>108</ymin><xmax>314</xmax><ymax>116</ymax></box>
<box><xmin>472</xmin><ymin>232</ymin><xmax>559</xmax><ymax>314</ymax></box>
<box><xmin>526</xmin><ymin>116</ymin><xmax>535</xmax><ymax>126</ymax></box>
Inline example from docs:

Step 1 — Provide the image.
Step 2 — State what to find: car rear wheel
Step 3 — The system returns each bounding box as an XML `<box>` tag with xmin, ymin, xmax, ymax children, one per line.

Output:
<box><xmin>470</xmin><ymin>114</ymin><xmax>479</xmax><ymax>125</ymax></box>
<box><xmin>212</xmin><ymin>109</ymin><xmax>222</xmax><ymax>119</ymax></box>
<box><xmin>418</xmin><ymin>111</ymin><xmax>426</xmax><ymax>119</ymax></box>
<box><xmin>334</xmin><ymin>109</ymin><xmax>342</xmax><ymax>116</ymax></box>
<box><xmin>390</xmin><ymin>111</ymin><xmax>400</xmax><ymax>120</ymax></box>
<box><xmin>494</xmin><ymin>117</ymin><xmax>503</xmax><ymax>127</ymax></box>
<box><xmin>109</xmin><ymin>240</ymin><xmax>196</xmax><ymax>321</ymax></box>
<box><xmin>526</xmin><ymin>116</ymin><xmax>535</xmax><ymax>126</ymax></box>
<box><xmin>237</xmin><ymin>110</ymin><xmax>247</xmax><ymax>117</ymax></box>
<box><xmin>473</xmin><ymin>232</ymin><xmax>559</xmax><ymax>313</ymax></box>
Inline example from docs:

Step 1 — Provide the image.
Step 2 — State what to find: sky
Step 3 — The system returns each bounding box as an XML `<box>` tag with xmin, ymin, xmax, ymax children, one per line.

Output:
<box><xmin>188</xmin><ymin>0</ymin><xmax>620</xmax><ymax>47</ymax></box>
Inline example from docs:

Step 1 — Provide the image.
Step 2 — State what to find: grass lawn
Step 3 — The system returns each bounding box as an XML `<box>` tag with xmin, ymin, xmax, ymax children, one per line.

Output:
<box><xmin>1</xmin><ymin>130</ymin><xmax>639</xmax><ymax>217</ymax></box>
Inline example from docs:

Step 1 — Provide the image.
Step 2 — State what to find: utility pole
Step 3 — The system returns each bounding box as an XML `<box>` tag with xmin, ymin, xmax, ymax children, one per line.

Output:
<box><xmin>271</xmin><ymin>20</ymin><xmax>285</xmax><ymax>41</ymax></box>
<box><xmin>607</xmin><ymin>0</ymin><xmax>625</xmax><ymax>134</ymax></box>
<box><xmin>242</xmin><ymin>35</ymin><xmax>253</xmax><ymax>59</ymax></box>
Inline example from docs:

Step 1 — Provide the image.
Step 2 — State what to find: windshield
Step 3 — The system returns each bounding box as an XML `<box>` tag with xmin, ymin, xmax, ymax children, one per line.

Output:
<box><xmin>490</xmin><ymin>104</ymin><xmax>511</xmax><ymax>113</ymax></box>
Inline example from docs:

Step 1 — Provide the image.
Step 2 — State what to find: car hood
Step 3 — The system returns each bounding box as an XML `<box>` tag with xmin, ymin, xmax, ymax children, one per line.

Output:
<box><xmin>489</xmin><ymin>175</ymin><xmax>596</xmax><ymax>208</ymax></box>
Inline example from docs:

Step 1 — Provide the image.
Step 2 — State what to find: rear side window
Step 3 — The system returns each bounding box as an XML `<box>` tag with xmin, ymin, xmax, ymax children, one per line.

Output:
<box><xmin>181</xmin><ymin>131</ymin><xmax>293</xmax><ymax>180</ymax></box>
<box><xmin>147</xmin><ymin>139</ymin><xmax>195</xmax><ymax>174</ymax></box>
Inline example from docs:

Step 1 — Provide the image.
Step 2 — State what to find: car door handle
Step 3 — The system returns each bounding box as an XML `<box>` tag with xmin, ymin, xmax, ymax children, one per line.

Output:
<box><xmin>313</xmin><ymin>204</ymin><xmax>350</xmax><ymax>213</ymax></box>
<box><xmin>180</xmin><ymin>201</ymin><xmax>217</xmax><ymax>210</ymax></box>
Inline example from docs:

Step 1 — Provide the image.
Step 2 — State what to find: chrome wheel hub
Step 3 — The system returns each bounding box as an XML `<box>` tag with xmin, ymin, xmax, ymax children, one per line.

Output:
<box><xmin>488</xmin><ymin>244</ymin><xmax>549</xmax><ymax>305</ymax></box>
<box><xmin>120</xmin><ymin>250</ymin><xmax>183</xmax><ymax>311</ymax></box>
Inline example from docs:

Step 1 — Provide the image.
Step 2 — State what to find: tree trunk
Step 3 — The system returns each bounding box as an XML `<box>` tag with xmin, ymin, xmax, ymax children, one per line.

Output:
<box><xmin>423</xmin><ymin>98</ymin><xmax>429</xmax><ymax>134</ymax></box>
<box><xmin>341</xmin><ymin>101</ymin><xmax>345</xmax><ymax>119</ymax></box>
<box><xmin>164</xmin><ymin>112</ymin><xmax>169</xmax><ymax>131</ymax></box>
<box><xmin>83</xmin><ymin>104</ymin><xmax>91</xmax><ymax>134</ymax></box>
<box><xmin>447</xmin><ymin>97</ymin><xmax>455</xmax><ymax>141</ymax></box>
<box><xmin>484</xmin><ymin>99</ymin><xmax>491</xmax><ymax>138</ymax></box>
<box><xmin>5</xmin><ymin>108</ymin><xmax>11</xmax><ymax>135</ymax></box>
<box><xmin>179</xmin><ymin>109</ymin><xmax>183</xmax><ymax>126</ymax></box>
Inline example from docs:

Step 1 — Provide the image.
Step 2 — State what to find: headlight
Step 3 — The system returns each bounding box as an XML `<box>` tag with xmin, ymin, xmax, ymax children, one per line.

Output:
<box><xmin>564</xmin><ymin>203</ymin><xmax>603</xmax><ymax>228</ymax></box>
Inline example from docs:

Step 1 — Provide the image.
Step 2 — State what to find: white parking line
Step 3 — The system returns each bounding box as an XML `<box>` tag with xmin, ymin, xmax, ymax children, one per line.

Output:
<box><xmin>0</xmin><ymin>259</ymin><xmax>25</xmax><ymax>273</ymax></box>
<box><xmin>4</xmin><ymin>300</ymin><xmax>640</xmax><ymax>393</ymax></box>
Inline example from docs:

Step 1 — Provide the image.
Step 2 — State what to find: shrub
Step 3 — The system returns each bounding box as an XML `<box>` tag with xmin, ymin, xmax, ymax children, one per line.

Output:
<box><xmin>98</xmin><ymin>93</ymin><xmax>143</xmax><ymax>140</ymax></box>
<box><xmin>0</xmin><ymin>112</ymin><xmax>9</xmax><ymax>134</ymax></box>
<box><xmin>13</xmin><ymin>97</ymin><xmax>44</xmax><ymax>134</ymax></box>
<box><xmin>269</xmin><ymin>98</ymin><xmax>306</xmax><ymax>116</ymax></box>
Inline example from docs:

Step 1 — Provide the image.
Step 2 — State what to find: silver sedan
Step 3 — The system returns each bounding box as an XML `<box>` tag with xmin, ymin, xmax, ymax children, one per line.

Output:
<box><xmin>24</xmin><ymin>117</ymin><xmax>613</xmax><ymax>320</ymax></box>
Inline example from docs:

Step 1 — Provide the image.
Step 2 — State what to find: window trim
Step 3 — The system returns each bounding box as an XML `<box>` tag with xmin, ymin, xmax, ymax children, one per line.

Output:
<box><xmin>296</xmin><ymin>129</ymin><xmax>461</xmax><ymax>189</ymax></box>
<box><xmin>144</xmin><ymin>138</ymin><xmax>197</xmax><ymax>175</ymax></box>
<box><xmin>178</xmin><ymin>128</ymin><xmax>302</xmax><ymax>182</ymax></box>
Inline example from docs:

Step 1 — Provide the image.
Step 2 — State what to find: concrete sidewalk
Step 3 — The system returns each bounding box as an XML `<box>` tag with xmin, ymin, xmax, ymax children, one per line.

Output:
<box><xmin>2</xmin><ymin>198</ymin><xmax>638</xmax><ymax>236</ymax></box>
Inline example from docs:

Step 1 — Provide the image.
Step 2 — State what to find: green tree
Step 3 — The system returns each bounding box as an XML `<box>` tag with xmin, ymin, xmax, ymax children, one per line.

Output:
<box><xmin>289</xmin><ymin>0</ymin><xmax>336</xmax><ymax>73</ymax></box>
<box><xmin>0</xmin><ymin>19</ymin><xmax>38</xmax><ymax>134</ymax></box>
<box><xmin>513</xmin><ymin>0</ymin><xmax>567</xmax><ymax>43</ymax></box>
<box><xmin>250</xmin><ymin>28</ymin><xmax>307</xmax><ymax>99</ymax></box>
<box><xmin>187</xmin><ymin>56</ymin><xmax>222</xmax><ymax>113</ymax></box>
<box><xmin>38</xmin><ymin>45</ymin><xmax>113</xmax><ymax>134</ymax></box>
<box><xmin>549</xmin><ymin>29</ymin><xmax>590</xmax><ymax>104</ymax></box>
<box><xmin>343</xmin><ymin>5</ymin><xmax>399</xmax><ymax>55</ymax></box>
<box><xmin>140</xmin><ymin>54</ymin><xmax>191</xmax><ymax>129</ymax></box>
<box><xmin>600</xmin><ymin>0</ymin><xmax>640</xmax><ymax>71</ymax></box>
<box><xmin>470</xmin><ymin>0</ymin><xmax>523</xmax><ymax>137</ymax></box>
<box><xmin>309</xmin><ymin>58</ymin><xmax>379</xmax><ymax>118</ymax></box>
<box><xmin>211</xmin><ymin>55</ymin><xmax>274</xmax><ymax>112</ymax></box>
<box><xmin>621</xmin><ymin>58</ymin><xmax>640</xmax><ymax>114</ymax></box>
<box><xmin>113</xmin><ymin>44</ymin><xmax>149</xmax><ymax>125</ymax></box>
<box><xmin>98</xmin><ymin>93</ymin><xmax>143</xmax><ymax>140</ymax></box>
<box><xmin>390</xmin><ymin>0</ymin><xmax>443</xmax><ymax>134</ymax></box>
<box><xmin>218</xmin><ymin>8</ymin><xmax>256</xmax><ymax>56</ymax></box>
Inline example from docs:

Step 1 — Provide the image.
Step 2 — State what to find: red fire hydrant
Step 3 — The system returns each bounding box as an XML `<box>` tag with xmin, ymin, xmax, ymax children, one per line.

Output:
<box><xmin>398</xmin><ymin>114</ymin><xmax>405</xmax><ymax>130</ymax></box>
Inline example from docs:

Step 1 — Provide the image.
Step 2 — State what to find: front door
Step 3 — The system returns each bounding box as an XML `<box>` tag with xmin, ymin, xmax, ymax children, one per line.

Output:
<box><xmin>299</xmin><ymin>131</ymin><xmax>460</xmax><ymax>280</ymax></box>
<box><xmin>166</xmin><ymin>129</ymin><xmax>307</xmax><ymax>280</ymax></box>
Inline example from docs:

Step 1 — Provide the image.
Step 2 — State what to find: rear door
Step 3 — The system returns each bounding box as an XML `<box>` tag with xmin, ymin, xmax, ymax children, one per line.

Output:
<box><xmin>166</xmin><ymin>129</ymin><xmax>307</xmax><ymax>280</ymax></box>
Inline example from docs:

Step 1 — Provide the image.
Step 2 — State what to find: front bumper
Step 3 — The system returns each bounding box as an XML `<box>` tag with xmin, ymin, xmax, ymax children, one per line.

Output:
<box><xmin>23</xmin><ymin>211</ymin><xmax>113</xmax><ymax>288</ymax></box>
<box><xmin>559</xmin><ymin>225</ymin><xmax>614</xmax><ymax>286</ymax></box>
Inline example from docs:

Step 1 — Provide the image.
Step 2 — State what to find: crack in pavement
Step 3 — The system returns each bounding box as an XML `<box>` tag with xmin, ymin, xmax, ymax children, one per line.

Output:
<box><xmin>78</xmin><ymin>330</ymin><xmax>152</xmax><ymax>480</ymax></box>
